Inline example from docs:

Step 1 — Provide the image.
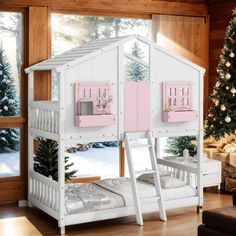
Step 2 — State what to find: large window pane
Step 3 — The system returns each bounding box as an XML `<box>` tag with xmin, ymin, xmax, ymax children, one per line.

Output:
<box><xmin>0</xmin><ymin>12</ymin><xmax>23</xmax><ymax>116</ymax></box>
<box><xmin>0</xmin><ymin>128</ymin><xmax>20</xmax><ymax>177</ymax></box>
<box><xmin>52</xmin><ymin>14</ymin><xmax>151</xmax><ymax>56</ymax></box>
<box><xmin>51</xmin><ymin>14</ymin><xmax>151</xmax><ymax>101</ymax></box>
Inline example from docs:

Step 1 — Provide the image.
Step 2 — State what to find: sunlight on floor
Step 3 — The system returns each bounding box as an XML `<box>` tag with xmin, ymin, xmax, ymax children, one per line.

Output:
<box><xmin>0</xmin><ymin>216</ymin><xmax>42</xmax><ymax>236</ymax></box>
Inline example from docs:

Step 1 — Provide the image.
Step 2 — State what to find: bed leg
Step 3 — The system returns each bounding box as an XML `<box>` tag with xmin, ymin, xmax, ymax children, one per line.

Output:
<box><xmin>59</xmin><ymin>226</ymin><xmax>65</xmax><ymax>235</ymax></box>
<box><xmin>197</xmin><ymin>205</ymin><xmax>202</xmax><ymax>213</ymax></box>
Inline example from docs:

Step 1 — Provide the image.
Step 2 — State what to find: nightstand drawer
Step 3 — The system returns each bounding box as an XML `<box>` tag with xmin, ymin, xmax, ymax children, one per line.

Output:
<box><xmin>203</xmin><ymin>173</ymin><xmax>220</xmax><ymax>187</ymax></box>
<box><xmin>202</xmin><ymin>160</ymin><xmax>221</xmax><ymax>174</ymax></box>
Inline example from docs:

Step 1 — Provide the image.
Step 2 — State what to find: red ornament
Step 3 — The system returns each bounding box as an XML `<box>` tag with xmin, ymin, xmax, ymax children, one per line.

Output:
<box><xmin>229</xmin><ymin>37</ymin><xmax>236</xmax><ymax>44</ymax></box>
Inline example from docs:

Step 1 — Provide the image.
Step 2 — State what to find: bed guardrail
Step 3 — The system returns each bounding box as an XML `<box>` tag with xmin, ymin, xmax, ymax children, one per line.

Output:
<box><xmin>157</xmin><ymin>158</ymin><xmax>198</xmax><ymax>187</ymax></box>
<box><xmin>29</xmin><ymin>170</ymin><xmax>60</xmax><ymax>218</ymax></box>
<box><xmin>30</xmin><ymin>101</ymin><xmax>60</xmax><ymax>137</ymax></box>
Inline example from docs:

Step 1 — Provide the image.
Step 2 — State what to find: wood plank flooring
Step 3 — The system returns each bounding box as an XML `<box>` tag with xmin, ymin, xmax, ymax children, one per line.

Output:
<box><xmin>0</xmin><ymin>192</ymin><xmax>233</xmax><ymax>236</ymax></box>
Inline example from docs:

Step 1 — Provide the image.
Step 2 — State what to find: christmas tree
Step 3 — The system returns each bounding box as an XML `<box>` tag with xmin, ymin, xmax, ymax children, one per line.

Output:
<box><xmin>165</xmin><ymin>136</ymin><xmax>197</xmax><ymax>157</ymax></box>
<box><xmin>125</xmin><ymin>41</ymin><xmax>148</xmax><ymax>81</ymax></box>
<box><xmin>34</xmin><ymin>139</ymin><xmax>77</xmax><ymax>181</ymax></box>
<box><xmin>205</xmin><ymin>9</ymin><xmax>236</xmax><ymax>140</ymax></box>
<box><xmin>0</xmin><ymin>48</ymin><xmax>19</xmax><ymax>151</ymax></box>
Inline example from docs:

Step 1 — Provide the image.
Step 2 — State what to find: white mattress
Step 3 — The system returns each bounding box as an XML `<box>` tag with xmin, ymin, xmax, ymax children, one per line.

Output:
<box><xmin>96</xmin><ymin>178</ymin><xmax>197</xmax><ymax>205</ymax></box>
<box><xmin>65</xmin><ymin>177</ymin><xmax>197</xmax><ymax>215</ymax></box>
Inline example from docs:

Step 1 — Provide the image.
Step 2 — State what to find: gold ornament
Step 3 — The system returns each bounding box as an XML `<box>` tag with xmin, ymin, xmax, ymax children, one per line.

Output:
<box><xmin>231</xmin><ymin>86</ymin><xmax>236</xmax><ymax>94</ymax></box>
<box><xmin>225</xmin><ymin>72</ymin><xmax>231</xmax><ymax>80</ymax></box>
<box><xmin>220</xmin><ymin>104</ymin><xmax>226</xmax><ymax>111</ymax></box>
<box><xmin>225</xmin><ymin>115</ymin><xmax>231</xmax><ymax>123</ymax></box>
<box><xmin>226</xmin><ymin>61</ymin><xmax>231</xmax><ymax>67</ymax></box>
<box><xmin>230</xmin><ymin>51</ymin><xmax>235</xmax><ymax>58</ymax></box>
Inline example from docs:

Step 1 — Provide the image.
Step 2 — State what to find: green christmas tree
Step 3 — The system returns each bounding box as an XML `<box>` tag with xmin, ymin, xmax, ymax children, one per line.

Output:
<box><xmin>0</xmin><ymin>48</ymin><xmax>19</xmax><ymax>151</ymax></box>
<box><xmin>125</xmin><ymin>41</ymin><xmax>148</xmax><ymax>81</ymax></box>
<box><xmin>34</xmin><ymin>139</ymin><xmax>77</xmax><ymax>181</ymax></box>
<box><xmin>165</xmin><ymin>136</ymin><xmax>197</xmax><ymax>157</ymax></box>
<box><xmin>205</xmin><ymin>10</ymin><xmax>236</xmax><ymax>140</ymax></box>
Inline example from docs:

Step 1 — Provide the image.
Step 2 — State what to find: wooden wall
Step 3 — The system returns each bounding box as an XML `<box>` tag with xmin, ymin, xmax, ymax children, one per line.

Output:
<box><xmin>152</xmin><ymin>14</ymin><xmax>209</xmax><ymax>115</ymax></box>
<box><xmin>208</xmin><ymin>1</ymin><xmax>236</xmax><ymax>93</ymax></box>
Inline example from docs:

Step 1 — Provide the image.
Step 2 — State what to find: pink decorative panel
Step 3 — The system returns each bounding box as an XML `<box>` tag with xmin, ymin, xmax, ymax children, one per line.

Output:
<box><xmin>162</xmin><ymin>81</ymin><xmax>197</xmax><ymax>122</ymax></box>
<box><xmin>162</xmin><ymin>111</ymin><xmax>198</xmax><ymax>122</ymax></box>
<box><xmin>74</xmin><ymin>82</ymin><xmax>116</xmax><ymax>127</ymax></box>
<box><xmin>124</xmin><ymin>81</ymin><xmax>150</xmax><ymax>132</ymax></box>
<box><xmin>138</xmin><ymin>81</ymin><xmax>150</xmax><ymax>131</ymax></box>
<box><xmin>163</xmin><ymin>82</ymin><xmax>192</xmax><ymax>111</ymax></box>
<box><xmin>124</xmin><ymin>81</ymin><xmax>138</xmax><ymax>132</ymax></box>
<box><xmin>75</xmin><ymin>114</ymin><xmax>116</xmax><ymax>127</ymax></box>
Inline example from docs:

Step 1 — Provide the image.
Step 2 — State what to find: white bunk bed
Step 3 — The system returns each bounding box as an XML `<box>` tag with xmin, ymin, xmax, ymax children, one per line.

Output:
<box><xmin>25</xmin><ymin>35</ymin><xmax>205</xmax><ymax>234</ymax></box>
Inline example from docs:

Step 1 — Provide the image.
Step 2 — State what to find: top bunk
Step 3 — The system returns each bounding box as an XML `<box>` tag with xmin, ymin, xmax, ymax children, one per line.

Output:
<box><xmin>26</xmin><ymin>35</ymin><xmax>205</xmax><ymax>142</ymax></box>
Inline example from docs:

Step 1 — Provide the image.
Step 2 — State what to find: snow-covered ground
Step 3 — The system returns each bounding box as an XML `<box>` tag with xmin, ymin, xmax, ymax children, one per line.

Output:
<box><xmin>68</xmin><ymin>138</ymin><xmax>168</xmax><ymax>179</ymax></box>
<box><xmin>0</xmin><ymin>151</ymin><xmax>19</xmax><ymax>177</ymax></box>
<box><xmin>0</xmin><ymin>138</ymin><xmax>168</xmax><ymax>179</ymax></box>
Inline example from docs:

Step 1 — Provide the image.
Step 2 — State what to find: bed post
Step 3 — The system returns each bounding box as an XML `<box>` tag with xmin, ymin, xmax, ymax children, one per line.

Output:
<box><xmin>197</xmin><ymin>72</ymin><xmax>204</xmax><ymax>212</ymax></box>
<box><xmin>28</xmin><ymin>71</ymin><xmax>34</xmax><ymax>207</ymax></box>
<box><xmin>58</xmin><ymin>70</ymin><xmax>65</xmax><ymax>235</ymax></box>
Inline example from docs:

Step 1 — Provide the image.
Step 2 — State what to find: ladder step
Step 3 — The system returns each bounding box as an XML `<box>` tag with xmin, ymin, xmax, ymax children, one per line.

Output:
<box><xmin>130</xmin><ymin>144</ymin><xmax>151</xmax><ymax>149</ymax></box>
<box><xmin>135</xmin><ymin>170</ymin><xmax>156</xmax><ymax>175</ymax></box>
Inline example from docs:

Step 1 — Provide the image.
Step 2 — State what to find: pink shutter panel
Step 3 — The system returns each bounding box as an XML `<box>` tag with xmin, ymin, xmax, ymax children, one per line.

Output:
<box><xmin>137</xmin><ymin>81</ymin><xmax>150</xmax><ymax>131</ymax></box>
<box><xmin>124</xmin><ymin>81</ymin><xmax>138</xmax><ymax>132</ymax></box>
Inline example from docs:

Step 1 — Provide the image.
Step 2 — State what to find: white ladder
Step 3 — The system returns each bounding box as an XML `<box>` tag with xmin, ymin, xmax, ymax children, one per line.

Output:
<box><xmin>124</xmin><ymin>131</ymin><xmax>167</xmax><ymax>225</ymax></box>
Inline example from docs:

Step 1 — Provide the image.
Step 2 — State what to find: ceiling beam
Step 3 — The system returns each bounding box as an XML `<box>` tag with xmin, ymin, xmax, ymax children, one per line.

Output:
<box><xmin>0</xmin><ymin>0</ymin><xmax>207</xmax><ymax>17</ymax></box>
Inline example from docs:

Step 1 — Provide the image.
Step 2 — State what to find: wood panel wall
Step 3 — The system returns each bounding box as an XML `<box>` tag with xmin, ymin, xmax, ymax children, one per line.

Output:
<box><xmin>152</xmin><ymin>14</ymin><xmax>209</xmax><ymax>115</ymax></box>
<box><xmin>1</xmin><ymin>0</ymin><xmax>207</xmax><ymax>17</ymax></box>
<box><xmin>208</xmin><ymin>1</ymin><xmax>236</xmax><ymax>94</ymax></box>
<box><xmin>28</xmin><ymin>6</ymin><xmax>51</xmax><ymax>100</ymax></box>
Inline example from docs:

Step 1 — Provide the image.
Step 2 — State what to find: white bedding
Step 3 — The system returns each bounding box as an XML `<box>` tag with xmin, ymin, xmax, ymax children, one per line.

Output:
<box><xmin>96</xmin><ymin>177</ymin><xmax>197</xmax><ymax>204</ymax></box>
<box><xmin>65</xmin><ymin>177</ymin><xmax>197</xmax><ymax>215</ymax></box>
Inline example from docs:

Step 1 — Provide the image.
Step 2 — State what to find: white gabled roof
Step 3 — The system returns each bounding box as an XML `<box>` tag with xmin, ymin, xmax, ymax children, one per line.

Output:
<box><xmin>25</xmin><ymin>34</ymin><xmax>205</xmax><ymax>74</ymax></box>
<box><xmin>25</xmin><ymin>35</ymin><xmax>134</xmax><ymax>73</ymax></box>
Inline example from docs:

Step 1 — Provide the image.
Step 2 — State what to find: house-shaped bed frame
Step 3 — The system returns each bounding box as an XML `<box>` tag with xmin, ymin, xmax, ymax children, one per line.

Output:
<box><xmin>25</xmin><ymin>35</ymin><xmax>205</xmax><ymax>234</ymax></box>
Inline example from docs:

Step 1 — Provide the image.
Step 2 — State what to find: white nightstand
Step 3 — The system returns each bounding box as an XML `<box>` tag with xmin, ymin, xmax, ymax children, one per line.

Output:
<box><xmin>202</xmin><ymin>159</ymin><xmax>221</xmax><ymax>191</ymax></box>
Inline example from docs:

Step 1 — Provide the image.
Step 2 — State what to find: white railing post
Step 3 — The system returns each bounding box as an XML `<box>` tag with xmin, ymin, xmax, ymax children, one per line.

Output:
<box><xmin>28</xmin><ymin>71</ymin><xmax>34</xmax><ymax>207</ymax></box>
<box><xmin>58</xmin><ymin>70</ymin><xmax>65</xmax><ymax>233</ymax></box>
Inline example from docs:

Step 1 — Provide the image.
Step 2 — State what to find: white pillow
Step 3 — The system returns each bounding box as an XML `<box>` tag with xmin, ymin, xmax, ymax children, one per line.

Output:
<box><xmin>137</xmin><ymin>169</ymin><xmax>171</xmax><ymax>183</ymax></box>
<box><xmin>160</xmin><ymin>176</ymin><xmax>186</xmax><ymax>189</ymax></box>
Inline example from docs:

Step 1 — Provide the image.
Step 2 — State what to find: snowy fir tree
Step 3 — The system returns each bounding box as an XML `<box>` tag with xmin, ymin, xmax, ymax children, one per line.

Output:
<box><xmin>205</xmin><ymin>9</ymin><xmax>236</xmax><ymax>140</ymax></box>
<box><xmin>165</xmin><ymin>136</ymin><xmax>197</xmax><ymax>157</ymax></box>
<box><xmin>0</xmin><ymin>48</ymin><xmax>19</xmax><ymax>151</ymax></box>
<box><xmin>34</xmin><ymin>139</ymin><xmax>77</xmax><ymax>181</ymax></box>
<box><xmin>125</xmin><ymin>41</ymin><xmax>148</xmax><ymax>81</ymax></box>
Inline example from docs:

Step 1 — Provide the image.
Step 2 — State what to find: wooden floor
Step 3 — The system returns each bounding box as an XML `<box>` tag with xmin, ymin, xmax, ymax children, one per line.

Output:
<box><xmin>0</xmin><ymin>192</ymin><xmax>233</xmax><ymax>236</ymax></box>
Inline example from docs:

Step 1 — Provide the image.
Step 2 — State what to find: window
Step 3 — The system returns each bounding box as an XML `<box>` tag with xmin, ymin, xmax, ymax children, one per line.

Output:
<box><xmin>51</xmin><ymin>13</ymin><xmax>151</xmax><ymax>100</ymax></box>
<box><xmin>51</xmin><ymin>13</ymin><xmax>151</xmax><ymax>178</ymax></box>
<box><xmin>0</xmin><ymin>11</ymin><xmax>24</xmax><ymax>178</ymax></box>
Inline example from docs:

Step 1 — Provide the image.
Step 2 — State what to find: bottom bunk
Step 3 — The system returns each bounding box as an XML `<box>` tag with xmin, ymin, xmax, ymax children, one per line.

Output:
<box><xmin>29</xmin><ymin>166</ymin><xmax>200</xmax><ymax>234</ymax></box>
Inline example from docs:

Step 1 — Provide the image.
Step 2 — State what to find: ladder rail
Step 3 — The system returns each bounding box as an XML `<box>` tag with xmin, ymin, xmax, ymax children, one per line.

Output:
<box><xmin>147</xmin><ymin>131</ymin><xmax>167</xmax><ymax>221</ymax></box>
<box><xmin>124</xmin><ymin>132</ymin><xmax>143</xmax><ymax>225</ymax></box>
<box><xmin>124</xmin><ymin>131</ymin><xmax>167</xmax><ymax>226</ymax></box>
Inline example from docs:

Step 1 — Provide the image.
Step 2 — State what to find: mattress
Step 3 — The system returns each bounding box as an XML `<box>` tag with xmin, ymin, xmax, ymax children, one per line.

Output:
<box><xmin>65</xmin><ymin>182</ymin><xmax>124</xmax><ymax>215</ymax></box>
<box><xmin>65</xmin><ymin>177</ymin><xmax>197</xmax><ymax>215</ymax></box>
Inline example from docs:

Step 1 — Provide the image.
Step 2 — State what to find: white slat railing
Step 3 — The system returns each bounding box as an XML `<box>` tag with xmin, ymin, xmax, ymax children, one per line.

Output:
<box><xmin>30</xmin><ymin>101</ymin><xmax>60</xmax><ymax>135</ymax></box>
<box><xmin>29</xmin><ymin>170</ymin><xmax>60</xmax><ymax>214</ymax></box>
